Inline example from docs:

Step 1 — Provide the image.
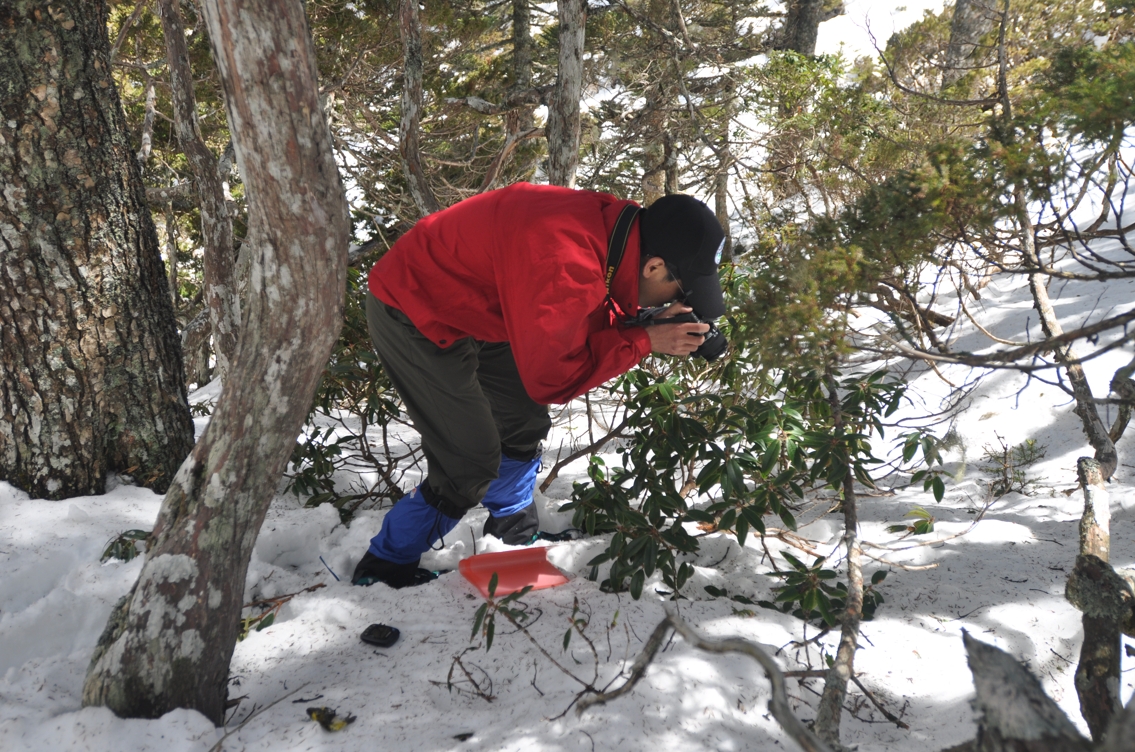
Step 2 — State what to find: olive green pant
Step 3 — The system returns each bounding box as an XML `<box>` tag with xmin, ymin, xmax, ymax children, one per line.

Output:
<box><xmin>365</xmin><ymin>292</ymin><xmax>551</xmax><ymax>517</ymax></box>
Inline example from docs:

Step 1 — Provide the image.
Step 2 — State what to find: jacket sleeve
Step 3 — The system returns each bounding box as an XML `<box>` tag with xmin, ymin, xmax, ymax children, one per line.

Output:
<box><xmin>497</xmin><ymin>227</ymin><xmax>651</xmax><ymax>405</ymax></box>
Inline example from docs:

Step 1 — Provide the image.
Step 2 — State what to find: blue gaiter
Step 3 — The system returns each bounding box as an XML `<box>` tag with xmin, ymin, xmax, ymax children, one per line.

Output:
<box><xmin>368</xmin><ymin>486</ymin><xmax>460</xmax><ymax>565</ymax></box>
<box><xmin>481</xmin><ymin>454</ymin><xmax>541</xmax><ymax>518</ymax></box>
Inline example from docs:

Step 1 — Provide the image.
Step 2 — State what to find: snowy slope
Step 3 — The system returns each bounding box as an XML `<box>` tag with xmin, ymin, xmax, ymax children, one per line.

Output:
<box><xmin>2</xmin><ymin>243</ymin><xmax>1133</xmax><ymax>752</ymax></box>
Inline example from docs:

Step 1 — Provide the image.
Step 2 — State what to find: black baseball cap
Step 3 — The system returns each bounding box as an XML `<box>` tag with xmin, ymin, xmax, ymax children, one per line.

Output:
<box><xmin>638</xmin><ymin>194</ymin><xmax>726</xmax><ymax>319</ymax></box>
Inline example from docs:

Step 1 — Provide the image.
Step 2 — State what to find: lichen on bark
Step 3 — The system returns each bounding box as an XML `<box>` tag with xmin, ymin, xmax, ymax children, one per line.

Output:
<box><xmin>0</xmin><ymin>0</ymin><xmax>195</xmax><ymax>500</ymax></box>
<box><xmin>81</xmin><ymin>0</ymin><xmax>349</xmax><ymax>724</ymax></box>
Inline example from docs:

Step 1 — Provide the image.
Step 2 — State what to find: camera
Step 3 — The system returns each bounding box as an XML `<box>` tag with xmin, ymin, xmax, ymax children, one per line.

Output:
<box><xmin>627</xmin><ymin>307</ymin><xmax>728</xmax><ymax>362</ymax></box>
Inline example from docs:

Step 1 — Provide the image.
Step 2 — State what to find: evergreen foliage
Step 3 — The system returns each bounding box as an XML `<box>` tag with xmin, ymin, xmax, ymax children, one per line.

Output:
<box><xmin>102</xmin><ymin>0</ymin><xmax>1135</xmax><ymax>625</ymax></box>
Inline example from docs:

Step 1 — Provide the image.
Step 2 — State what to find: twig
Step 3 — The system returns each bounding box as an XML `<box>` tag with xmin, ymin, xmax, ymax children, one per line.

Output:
<box><xmin>209</xmin><ymin>683</ymin><xmax>308</xmax><ymax>752</ymax></box>
<box><xmin>539</xmin><ymin>419</ymin><xmax>631</xmax><ymax>492</ymax></box>
<box><xmin>850</xmin><ymin>675</ymin><xmax>910</xmax><ymax>730</ymax></box>
<box><xmin>575</xmin><ymin>620</ymin><xmax>670</xmax><ymax>714</ymax></box>
<box><xmin>244</xmin><ymin>583</ymin><xmax>325</xmax><ymax>611</ymax></box>
<box><xmin>110</xmin><ymin>0</ymin><xmax>149</xmax><ymax>63</ymax></box>
<box><xmin>531</xmin><ymin>662</ymin><xmax>544</xmax><ymax>697</ymax></box>
<box><xmin>578</xmin><ymin>606</ymin><xmax>834</xmax><ymax>752</ymax></box>
<box><xmin>859</xmin><ymin>548</ymin><xmax>939</xmax><ymax>571</ymax></box>
<box><xmin>864</xmin><ymin>307</ymin><xmax>1135</xmax><ymax>369</ymax></box>
<box><xmin>444</xmin><ymin>647</ymin><xmax>495</xmax><ymax>702</ymax></box>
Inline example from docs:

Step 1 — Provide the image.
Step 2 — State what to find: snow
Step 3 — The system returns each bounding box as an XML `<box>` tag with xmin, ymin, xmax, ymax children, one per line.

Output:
<box><xmin>3</xmin><ymin>243</ymin><xmax>1134</xmax><ymax>750</ymax></box>
<box><xmin>3</xmin><ymin>8</ymin><xmax>1133</xmax><ymax>747</ymax></box>
<box><xmin>4</xmin><ymin>171</ymin><xmax>1135</xmax><ymax>749</ymax></box>
<box><xmin>816</xmin><ymin>1</ymin><xmax>948</xmax><ymax>61</ymax></box>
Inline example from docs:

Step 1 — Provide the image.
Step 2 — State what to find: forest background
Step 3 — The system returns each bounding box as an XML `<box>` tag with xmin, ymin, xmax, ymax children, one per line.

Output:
<box><xmin>2</xmin><ymin>0</ymin><xmax>1135</xmax><ymax>750</ymax></box>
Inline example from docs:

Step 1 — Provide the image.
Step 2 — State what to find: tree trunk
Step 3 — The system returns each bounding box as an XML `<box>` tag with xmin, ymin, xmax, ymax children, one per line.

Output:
<box><xmin>181</xmin><ymin>309</ymin><xmax>213</xmax><ymax>389</ymax></box>
<box><xmin>715</xmin><ymin>168</ymin><xmax>731</xmax><ymax>261</ymax></box>
<box><xmin>512</xmin><ymin>0</ymin><xmax>535</xmax><ymax>132</ymax></box>
<box><xmin>163</xmin><ymin>205</ymin><xmax>180</xmax><ymax>309</ymax></box>
<box><xmin>546</xmin><ymin>0</ymin><xmax>585</xmax><ymax>188</ymax></box>
<box><xmin>1017</xmin><ymin>199</ymin><xmax>1117</xmax><ymax>480</ymax></box>
<box><xmin>639</xmin><ymin>0</ymin><xmax>670</xmax><ymax>205</ymax></box>
<box><xmin>0</xmin><ymin>0</ymin><xmax>195</xmax><ymax>500</ymax></box>
<box><xmin>941</xmin><ymin>0</ymin><xmax>996</xmax><ymax>90</ymax></box>
<box><xmin>714</xmin><ymin>85</ymin><xmax>733</xmax><ymax>263</ymax></box>
<box><xmin>779</xmin><ymin>0</ymin><xmax>825</xmax><ymax>56</ymax></box>
<box><xmin>157</xmin><ymin>0</ymin><xmax>239</xmax><ymax>380</ymax></box>
<box><xmin>82</xmin><ymin>0</ymin><xmax>349</xmax><ymax>723</ymax></box>
<box><xmin>1066</xmin><ymin>555</ymin><xmax>1128</xmax><ymax>743</ymax></box>
<box><xmin>641</xmin><ymin>99</ymin><xmax>667</xmax><ymax>205</ymax></box>
<box><xmin>399</xmin><ymin>0</ymin><xmax>441</xmax><ymax>215</ymax></box>
<box><xmin>815</xmin><ymin>371</ymin><xmax>864</xmax><ymax>748</ymax></box>
<box><xmin>1065</xmin><ymin>459</ymin><xmax>1127</xmax><ymax>743</ymax></box>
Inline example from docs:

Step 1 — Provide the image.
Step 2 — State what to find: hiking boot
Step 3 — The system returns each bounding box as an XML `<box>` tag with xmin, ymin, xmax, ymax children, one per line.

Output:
<box><xmin>351</xmin><ymin>551</ymin><xmax>442</xmax><ymax>589</ymax></box>
<box><xmin>534</xmin><ymin>528</ymin><xmax>585</xmax><ymax>543</ymax></box>
<box><xmin>482</xmin><ymin>502</ymin><xmax>540</xmax><ymax>545</ymax></box>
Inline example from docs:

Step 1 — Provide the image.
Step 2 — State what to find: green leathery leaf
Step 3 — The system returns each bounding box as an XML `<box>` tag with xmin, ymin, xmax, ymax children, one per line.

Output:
<box><xmin>630</xmin><ymin>570</ymin><xmax>645</xmax><ymax>600</ymax></box>
<box><xmin>472</xmin><ymin>603</ymin><xmax>487</xmax><ymax>640</ymax></box>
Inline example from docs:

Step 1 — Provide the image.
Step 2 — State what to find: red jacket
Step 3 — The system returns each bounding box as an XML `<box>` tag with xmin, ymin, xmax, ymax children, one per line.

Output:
<box><xmin>368</xmin><ymin>183</ymin><xmax>651</xmax><ymax>404</ymax></box>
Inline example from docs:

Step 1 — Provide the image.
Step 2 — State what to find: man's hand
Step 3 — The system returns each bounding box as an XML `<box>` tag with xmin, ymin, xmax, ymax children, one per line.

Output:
<box><xmin>646</xmin><ymin>303</ymin><xmax>710</xmax><ymax>357</ymax></box>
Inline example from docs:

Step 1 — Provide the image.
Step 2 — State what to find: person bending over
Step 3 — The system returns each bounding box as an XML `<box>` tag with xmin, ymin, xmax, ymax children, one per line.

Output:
<box><xmin>352</xmin><ymin>183</ymin><xmax>726</xmax><ymax>588</ymax></box>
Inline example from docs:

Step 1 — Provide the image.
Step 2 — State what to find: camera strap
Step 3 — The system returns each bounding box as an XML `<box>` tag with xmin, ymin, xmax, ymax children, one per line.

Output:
<box><xmin>603</xmin><ymin>203</ymin><xmax>642</xmax><ymax>318</ymax></box>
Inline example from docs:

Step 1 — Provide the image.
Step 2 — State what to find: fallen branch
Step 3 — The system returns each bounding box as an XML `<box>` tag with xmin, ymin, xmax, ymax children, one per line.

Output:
<box><xmin>850</xmin><ymin>674</ymin><xmax>909</xmax><ymax>730</ymax></box>
<box><xmin>577</xmin><ymin>605</ymin><xmax>834</xmax><ymax>752</ymax></box>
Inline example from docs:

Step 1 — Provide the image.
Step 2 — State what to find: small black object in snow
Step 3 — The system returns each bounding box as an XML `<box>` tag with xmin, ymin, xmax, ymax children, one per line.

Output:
<box><xmin>361</xmin><ymin>623</ymin><xmax>400</xmax><ymax>647</ymax></box>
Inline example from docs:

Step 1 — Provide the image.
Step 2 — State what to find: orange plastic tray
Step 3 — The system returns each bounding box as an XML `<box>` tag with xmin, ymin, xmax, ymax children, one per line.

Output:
<box><xmin>458</xmin><ymin>547</ymin><xmax>569</xmax><ymax>597</ymax></box>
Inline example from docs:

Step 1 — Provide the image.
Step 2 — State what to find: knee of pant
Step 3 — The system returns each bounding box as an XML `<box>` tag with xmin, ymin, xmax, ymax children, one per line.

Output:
<box><xmin>421</xmin><ymin>480</ymin><xmax>477</xmax><ymax>519</ymax></box>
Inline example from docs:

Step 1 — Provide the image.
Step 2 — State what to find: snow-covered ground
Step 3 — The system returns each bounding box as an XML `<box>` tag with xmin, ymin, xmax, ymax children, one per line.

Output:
<box><xmin>2</xmin><ymin>245</ymin><xmax>1134</xmax><ymax>752</ymax></box>
<box><xmin>3</xmin><ymin>6</ymin><xmax>1133</xmax><ymax>745</ymax></box>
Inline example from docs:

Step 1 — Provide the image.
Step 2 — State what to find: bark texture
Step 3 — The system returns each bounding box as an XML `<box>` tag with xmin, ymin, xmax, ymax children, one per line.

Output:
<box><xmin>399</xmin><ymin>0</ymin><xmax>441</xmax><ymax>215</ymax></box>
<box><xmin>511</xmin><ymin>0</ymin><xmax>534</xmax><ymax>132</ymax></box>
<box><xmin>779</xmin><ymin>0</ymin><xmax>824</xmax><ymax>56</ymax></box>
<box><xmin>1018</xmin><ymin>202</ymin><xmax>1116</xmax><ymax>480</ymax></box>
<box><xmin>962</xmin><ymin>632</ymin><xmax>1093</xmax><ymax>752</ymax></box>
<box><xmin>546</xmin><ymin>0</ymin><xmax>585</xmax><ymax>187</ymax></box>
<box><xmin>814</xmin><ymin>373</ymin><xmax>864</xmax><ymax>748</ymax></box>
<box><xmin>942</xmin><ymin>0</ymin><xmax>996</xmax><ymax>90</ymax></box>
<box><xmin>82</xmin><ymin>0</ymin><xmax>348</xmax><ymax>723</ymax></box>
<box><xmin>1066</xmin><ymin>555</ymin><xmax>1129</xmax><ymax>742</ymax></box>
<box><xmin>157</xmin><ymin>0</ymin><xmax>239</xmax><ymax>379</ymax></box>
<box><xmin>0</xmin><ymin>0</ymin><xmax>195</xmax><ymax>500</ymax></box>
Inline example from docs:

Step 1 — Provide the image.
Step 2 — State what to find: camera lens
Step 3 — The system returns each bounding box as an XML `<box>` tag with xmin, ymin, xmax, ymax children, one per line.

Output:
<box><xmin>694</xmin><ymin>326</ymin><xmax>727</xmax><ymax>361</ymax></box>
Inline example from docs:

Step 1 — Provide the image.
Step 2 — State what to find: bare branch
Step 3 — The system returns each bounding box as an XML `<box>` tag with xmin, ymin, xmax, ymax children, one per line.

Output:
<box><xmin>579</xmin><ymin>606</ymin><xmax>835</xmax><ymax>752</ymax></box>
<box><xmin>864</xmin><ymin>306</ymin><xmax>1135</xmax><ymax>369</ymax></box>
<box><xmin>111</xmin><ymin>0</ymin><xmax>150</xmax><ymax>64</ymax></box>
<box><xmin>445</xmin><ymin>86</ymin><xmax>551</xmax><ymax>115</ymax></box>
<box><xmin>539</xmin><ymin>418</ymin><xmax>631</xmax><ymax>492</ymax></box>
